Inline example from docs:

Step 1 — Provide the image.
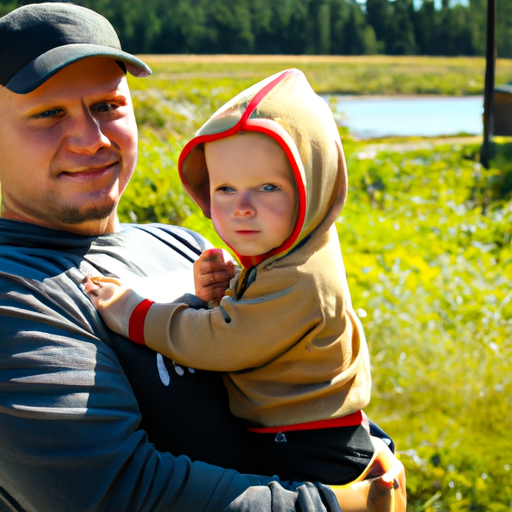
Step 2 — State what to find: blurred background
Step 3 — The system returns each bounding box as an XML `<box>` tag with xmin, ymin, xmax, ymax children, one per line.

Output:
<box><xmin>3</xmin><ymin>0</ymin><xmax>509</xmax><ymax>58</ymax></box>
<box><xmin>2</xmin><ymin>1</ymin><xmax>511</xmax><ymax>510</ymax></box>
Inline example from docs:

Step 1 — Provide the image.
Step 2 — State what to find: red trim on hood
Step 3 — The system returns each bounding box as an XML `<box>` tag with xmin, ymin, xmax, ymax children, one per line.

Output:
<box><xmin>178</xmin><ymin>69</ymin><xmax>306</xmax><ymax>269</ymax></box>
<box><xmin>178</xmin><ymin>69</ymin><xmax>297</xmax><ymax>174</ymax></box>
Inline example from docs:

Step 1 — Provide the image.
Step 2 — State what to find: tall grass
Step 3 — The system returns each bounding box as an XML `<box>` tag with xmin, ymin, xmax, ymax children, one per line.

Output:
<box><xmin>122</xmin><ymin>57</ymin><xmax>512</xmax><ymax>511</ymax></box>
<box><xmin>136</xmin><ymin>54</ymin><xmax>512</xmax><ymax>96</ymax></box>
<box><xmin>338</xmin><ymin>140</ymin><xmax>512</xmax><ymax>511</ymax></box>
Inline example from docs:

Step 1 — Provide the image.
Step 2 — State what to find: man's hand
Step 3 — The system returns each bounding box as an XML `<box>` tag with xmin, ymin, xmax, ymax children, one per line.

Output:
<box><xmin>368</xmin><ymin>460</ymin><xmax>407</xmax><ymax>512</ymax></box>
<box><xmin>193</xmin><ymin>248</ymin><xmax>236</xmax><ymax>305</ymax></box>
<box><xmin>330</xmin><ymin>439</ymin><xmax>407</xmax><ymax>512</ymax></box>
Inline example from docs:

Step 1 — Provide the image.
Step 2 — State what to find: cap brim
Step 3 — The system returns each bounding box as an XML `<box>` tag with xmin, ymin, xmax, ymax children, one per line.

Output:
<box><xmin>5</xmin><ymin>43</ymin><xmax>152</xmax><ymax>94</ymax></box>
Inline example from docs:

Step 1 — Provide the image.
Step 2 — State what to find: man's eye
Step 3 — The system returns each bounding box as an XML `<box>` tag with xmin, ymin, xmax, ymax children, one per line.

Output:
<box><xmin>34</xmin><ymin>108</ymin><xmax>63</xmax><ymax>119</ymax></box>
<box><xmin>95</xmin><ymin>103</ymin><xmax>119</xmax><ymax>113</ymax></box>
<box><xmin>262</xmin><ymin>184</ymin><xmax>279</xmax><ymax>192</ymax></box>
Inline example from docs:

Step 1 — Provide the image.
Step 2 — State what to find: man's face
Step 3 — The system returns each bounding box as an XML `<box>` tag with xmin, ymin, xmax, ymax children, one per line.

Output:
<box><xmin>0</xmin><ymin>57</ymin><xmax>138</xmax><ymax>235</ymax></box>
<box><xmin>206</xmin><ymin>132</ymin><xmax>297</xmax><ymax>257</ymax></box>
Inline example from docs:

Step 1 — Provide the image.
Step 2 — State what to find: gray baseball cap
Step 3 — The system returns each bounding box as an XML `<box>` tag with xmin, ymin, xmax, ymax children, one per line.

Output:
<box><xmin>0</xmin><ymin>2</ymin><xmax>152</xmax><ymax>94</ymax></box>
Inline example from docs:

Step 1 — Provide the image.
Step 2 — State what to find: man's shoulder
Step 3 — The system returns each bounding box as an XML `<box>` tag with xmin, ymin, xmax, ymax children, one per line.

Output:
<box><xmin>122</xmin><ymin>223</ymin><xmax>208</xmax><ymax>252</ymax></box>
<box><xmin>119</xmin><ymin>223</ymin><xmax>210</xmax><ymax>264</ymax></box>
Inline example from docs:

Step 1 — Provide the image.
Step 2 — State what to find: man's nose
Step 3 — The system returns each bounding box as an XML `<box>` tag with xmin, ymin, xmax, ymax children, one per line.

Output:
<box><xmin>66</xmin><ymin>103</ymin><xmax>110</xmax><ymax>154</ymax></box>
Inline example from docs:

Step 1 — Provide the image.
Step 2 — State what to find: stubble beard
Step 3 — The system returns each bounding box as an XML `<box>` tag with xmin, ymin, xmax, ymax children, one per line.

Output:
<box><xmin>41</xmin><ymin>188</ymin><xmax>118</xmax><ymax>227</ymax></box>
<box><xmin>0</xmin><ymin>191</ymin><xmax>117</xmax><ymax>229</ymax></box>
<box><xmin>55</xmin><ymin>203</ymin><xmax>117</xmax><ymax>225</ymax></box>
<box><xmin>42</xmin><ymin>174</ymin><xmax>123</xmax><ymax>227</ymax></box>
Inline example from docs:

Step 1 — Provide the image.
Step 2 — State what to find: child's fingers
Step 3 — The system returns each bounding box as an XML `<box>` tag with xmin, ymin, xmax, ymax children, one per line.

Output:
<box><xmin>200</xmin><ymin>248</ymin><xmax>236</xmax><ymax>268</ymax></box>
<box><xmin>194</xmin><ymin>249</ymin><xmax>237</xmax><ymax>303</ymax></box>
<box><xmin>83</xmin><ymin>277</ymin><xmax>102</xmax><ymax>294</ymax></box>
<box><xmin>195</xmin><ymin>251</ymin><xmax>235</xmax><ymax>282</ymax></box>
<box><xmin>83</xmin><ymin>276</ymin><xmax>122</xmax><ymax>294</ymax></box>
<box><xmin>83</xmin><ymin>279</ymin><xmax>125</xmax><ymax>310</ymax></box>
<box><xmin>194</xmin><ymin>267</ymin><xmax>235</xmax><ymax>302</ymax></box>
<box><xmin>90</xmin><ymin>276</ymin><xmax>123</xmax><ymax>286</ymax></box>
<box><xmin>201</xmin><ymin>248</ymin><xmax>225</xmax><ymax>262</ymax></box>
<box><xmin>210</xmin><ymin>281</ymin><xmax>232</xmax><ymax>300</ymax></box>
<box><xmin>197</xmin><ymin>263</ymin><xmax>235</xmax><ymax>286</ymax></box>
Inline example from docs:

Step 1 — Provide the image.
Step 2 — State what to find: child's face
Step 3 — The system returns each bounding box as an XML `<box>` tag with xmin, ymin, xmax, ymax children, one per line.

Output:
<box><xmin>205</xmin><ymin>132</ymin><xmax>297</xmax><ymax>257</ymax></box>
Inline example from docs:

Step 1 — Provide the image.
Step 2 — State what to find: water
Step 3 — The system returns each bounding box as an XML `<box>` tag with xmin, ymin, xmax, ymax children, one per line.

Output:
<box><xmin>329</xmin><ymin>95</ymin><xmax>484</xmax><ymax>139</ymax></box>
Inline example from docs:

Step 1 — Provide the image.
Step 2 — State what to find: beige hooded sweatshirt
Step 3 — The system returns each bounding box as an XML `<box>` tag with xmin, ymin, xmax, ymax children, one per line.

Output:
<box><xmin>141</xmin><ymin>69</ymin><xmax>372</xmax><ymax>428</ymax></box>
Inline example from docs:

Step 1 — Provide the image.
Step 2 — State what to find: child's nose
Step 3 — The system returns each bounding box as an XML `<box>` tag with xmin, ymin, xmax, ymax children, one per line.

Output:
<box><xmin>233</xmin><ymin>192</ymin><xmax>255</xmax><ymax>217</ymax></box>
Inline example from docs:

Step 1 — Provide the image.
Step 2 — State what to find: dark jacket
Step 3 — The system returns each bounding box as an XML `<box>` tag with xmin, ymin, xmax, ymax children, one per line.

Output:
<box><xmin>0</xmin><ymin>219</ymin><xmax>339</xmax><ymax>512</ymax></box>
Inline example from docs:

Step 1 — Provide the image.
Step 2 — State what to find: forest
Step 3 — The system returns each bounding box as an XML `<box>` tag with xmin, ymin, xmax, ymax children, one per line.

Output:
<box><xmin>1</xmin><ymin>0</ymin><xmax>511</xmax><ymax>58</ymax></box>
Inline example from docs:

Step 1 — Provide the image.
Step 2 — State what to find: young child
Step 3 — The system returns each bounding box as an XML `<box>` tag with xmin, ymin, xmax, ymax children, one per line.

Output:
<box><xmin>87</xmin><ymin>69</ymin><xmax>377</xmax><ymax>484</ymax></box>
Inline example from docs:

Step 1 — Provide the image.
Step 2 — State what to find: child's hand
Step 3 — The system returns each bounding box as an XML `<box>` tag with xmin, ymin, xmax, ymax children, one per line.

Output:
<box><xmin>193</xmin><ymin>249</ymin><xmax>236</xmax><ymax>305</ymax></box>
<box><xmin>84</xmin><ymin>276</ymin><xmax>145</xmax><ymax>338</ymax></box>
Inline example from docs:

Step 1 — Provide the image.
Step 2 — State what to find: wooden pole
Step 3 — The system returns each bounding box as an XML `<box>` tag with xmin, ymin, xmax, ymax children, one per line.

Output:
<box><xmin>480</xmin><ymin>0</ymin><xmax>496</xmax><ymax>169</ymax></box>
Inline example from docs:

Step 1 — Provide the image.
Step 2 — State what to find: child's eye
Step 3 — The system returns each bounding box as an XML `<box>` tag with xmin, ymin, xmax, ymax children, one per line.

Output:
<box><xmin>262</xmin><ymin>184</ymin><xmax>279</xmax><ymax>192</ymax></box>
<box><xmin>216</xmin><ymin>186</ymin><xmax>235</xmax><ymax>193</ymax></box>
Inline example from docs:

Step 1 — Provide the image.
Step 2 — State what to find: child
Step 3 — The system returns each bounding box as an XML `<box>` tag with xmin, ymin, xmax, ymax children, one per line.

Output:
<box><xmin>87</xmin><ymin>69</ymin><xmax>377</xmax><ymax>484</ymax></box>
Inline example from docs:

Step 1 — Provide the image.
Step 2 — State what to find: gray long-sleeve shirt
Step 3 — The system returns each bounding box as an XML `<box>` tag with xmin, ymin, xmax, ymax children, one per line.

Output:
<box><xmin>0</xmin><ymin>218</ymin><xmax>339</xmax><ymax>512</ymax></box>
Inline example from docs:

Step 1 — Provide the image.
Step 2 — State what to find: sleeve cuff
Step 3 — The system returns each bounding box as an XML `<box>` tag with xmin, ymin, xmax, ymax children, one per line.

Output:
<box><xmin>129</xmin><ymin>299</ymin><xmax>154</xmax><ymax>345</ymax></box>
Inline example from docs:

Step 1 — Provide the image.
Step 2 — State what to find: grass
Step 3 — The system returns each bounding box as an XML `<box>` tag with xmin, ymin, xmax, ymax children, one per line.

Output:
<box><xmin>120</xmin><ymin>55</ymin><xmax>512</xmax><ymax>510</ymax></box>
<box><xmin>0</xmin><ymin>53</ymin><xmax>507</xmax><ymax>509</ymax></box>
<box><xmin>337</xmin><ymin>139</ymin><xmax>512</xmax><ymax>511</ymax></box>
<box><xmin>135</xmin><ymin>54</ymin><xmax>512</xmax><ymax>96</ymax></box>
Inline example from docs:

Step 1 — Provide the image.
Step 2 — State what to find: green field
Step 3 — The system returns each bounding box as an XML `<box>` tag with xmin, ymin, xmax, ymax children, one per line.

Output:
<box><xmin>137</xmin><ymin>54</ymin><xmax>512</xmax><ymax>95</ymax></box>
<box><xmin>120</xmin><ymin>56</ymin><xmax>512</xmax><ymax>511</ymax></box>
<box><xmin>67</xmin><ymin>56</ymin><xmax>512</xmax><ymax>510</ymax></box>
<box><xmin>120</xmin><ymin>55</ymin><xmax>512</xmax><ymax>511</ymax></box>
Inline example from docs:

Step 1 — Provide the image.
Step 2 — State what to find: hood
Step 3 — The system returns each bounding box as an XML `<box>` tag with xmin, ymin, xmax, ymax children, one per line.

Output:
<box><xmin>178</xmin><ymin>68</ymin><xmax>347</xmax><ymax>268</ymax></box>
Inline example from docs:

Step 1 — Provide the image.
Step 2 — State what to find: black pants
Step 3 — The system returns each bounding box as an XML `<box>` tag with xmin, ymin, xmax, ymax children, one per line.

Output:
<box><xmin>112</xmin><ymin>339</ymin><xmax>395</xmax><ymax>483</ymax></box>
<box><xmin>245</xmin><ymin>424</ymin><xmax>375</xmax><ymax>484</ymax></box>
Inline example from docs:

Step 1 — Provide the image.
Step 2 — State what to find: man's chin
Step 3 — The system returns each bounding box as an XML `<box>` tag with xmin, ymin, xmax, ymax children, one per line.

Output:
<box><xmin>56</xmin><ymin>203</ymin><xmax>116</xmax><ymax>226</ymax></box>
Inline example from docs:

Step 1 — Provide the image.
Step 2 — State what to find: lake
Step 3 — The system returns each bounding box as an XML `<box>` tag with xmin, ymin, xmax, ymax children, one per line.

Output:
<box><xmin>328</xmin><ymin>95</ymin><xmax>484</xmax><ymax>139</ymax></box>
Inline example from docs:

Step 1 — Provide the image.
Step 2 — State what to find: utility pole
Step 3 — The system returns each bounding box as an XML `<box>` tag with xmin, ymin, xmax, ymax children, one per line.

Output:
<box><xmin>480</xmin><ymin>0</ymin><xmax>496</xmax><ymax>169</ymax></box>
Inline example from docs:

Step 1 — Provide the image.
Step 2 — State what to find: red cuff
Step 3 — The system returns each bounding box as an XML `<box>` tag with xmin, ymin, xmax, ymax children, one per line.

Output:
<box><xmin>129</xmin><ymin>299</ymin><xmax>154</xmax><ymax>345</ymax></box>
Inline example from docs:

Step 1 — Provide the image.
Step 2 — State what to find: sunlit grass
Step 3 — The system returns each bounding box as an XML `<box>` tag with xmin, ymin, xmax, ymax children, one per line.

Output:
<box><xmin>0</xmin><ymin>55</ymin><xmax>509</xmax><ymax>508</ymax></box>
<box><xmin>134</xmin><ymin>54</ymin><xmax>512</xmax><ymax>96</ymax></box>
<box><xmin>121</xmin><ymin>127</ymin><xmax>512</xmax><ymax>509</ymax></box>
<box><xmin>63</xmin><ymin>56</ymin><xmax>512</xmax><ymax>510</ymax></box>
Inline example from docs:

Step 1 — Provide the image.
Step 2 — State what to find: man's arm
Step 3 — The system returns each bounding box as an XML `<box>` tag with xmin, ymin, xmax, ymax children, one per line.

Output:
<box><xmin>0</xmin><ymin>270</ymin><xmax>341</xmax><ymax>512</ymax></box>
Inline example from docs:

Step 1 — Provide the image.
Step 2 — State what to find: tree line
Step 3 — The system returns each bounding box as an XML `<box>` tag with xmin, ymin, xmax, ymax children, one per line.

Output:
<box><xmin>2</xmin><ymin>0</ymin><xmax>511</xmax><ymax>58</ymax></box>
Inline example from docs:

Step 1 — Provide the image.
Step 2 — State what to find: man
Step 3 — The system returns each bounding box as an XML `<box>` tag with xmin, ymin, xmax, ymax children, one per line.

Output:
<box><xmin>0</xmin><ymin>3</ymin><xmax>405</xmax><ymax>511</ymax></box>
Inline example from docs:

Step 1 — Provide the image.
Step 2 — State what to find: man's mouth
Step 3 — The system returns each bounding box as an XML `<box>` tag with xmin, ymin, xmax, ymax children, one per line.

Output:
<box><xmin>59</xmin><ymin>162</ymin><xmax>118</xmax><ymax>182</ymax></box>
